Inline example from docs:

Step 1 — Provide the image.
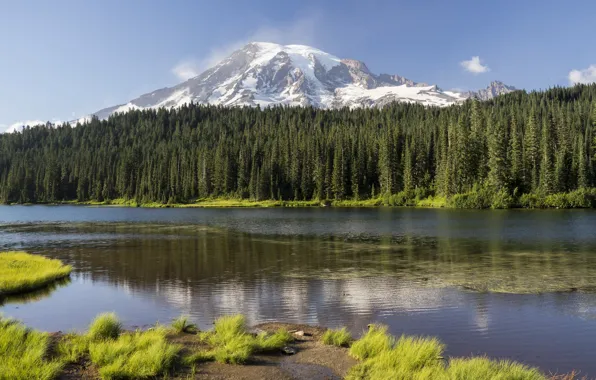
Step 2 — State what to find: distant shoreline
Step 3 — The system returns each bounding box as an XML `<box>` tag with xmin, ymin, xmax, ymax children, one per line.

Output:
<box><xmin>5</xmin><ymin>192</ymin><xmax>596</xmax><ymax>210</ymax></box>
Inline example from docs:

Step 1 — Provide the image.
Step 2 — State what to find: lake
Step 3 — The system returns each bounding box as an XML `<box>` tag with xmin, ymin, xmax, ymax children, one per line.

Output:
<box><xmin>1</xmin><ymin>205</ymin><xmax>596</xmax><ymax>376</ymax></box>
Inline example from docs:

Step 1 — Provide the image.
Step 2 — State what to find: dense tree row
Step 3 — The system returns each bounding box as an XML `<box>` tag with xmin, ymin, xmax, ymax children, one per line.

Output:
<box><xmin>1</xmin><ymin>84</ymin><xmax>596</xmax><ymax>207</ymax></box>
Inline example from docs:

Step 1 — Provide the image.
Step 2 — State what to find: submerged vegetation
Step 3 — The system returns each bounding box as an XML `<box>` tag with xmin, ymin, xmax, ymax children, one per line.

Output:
<box><xmin>0</xmin><ymin>251</ymin><xmax>72</xmax><ymax>296</ymax></box>
<box><xmin>0</xmin><ymin>313</ymin><xmax>582</xmax><ymax>379</ymax></box>
<box><xmin>2</xmin><ymin>85</ymin><xmax>596</xmax><ymax>209</ymax></box>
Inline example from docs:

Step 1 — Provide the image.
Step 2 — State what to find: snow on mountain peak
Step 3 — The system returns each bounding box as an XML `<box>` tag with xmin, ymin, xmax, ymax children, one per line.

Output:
<box><xmin>81</xmin><ymin>42</ymin><xmax>518</xmax><ymax>121</ymax></box>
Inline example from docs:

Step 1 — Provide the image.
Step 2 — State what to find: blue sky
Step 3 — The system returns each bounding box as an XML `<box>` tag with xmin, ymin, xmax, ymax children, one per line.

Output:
<box><xmin>1</xmin><ymin>0</ymin><xmax>595</xmax><ymax>131</ymax></box>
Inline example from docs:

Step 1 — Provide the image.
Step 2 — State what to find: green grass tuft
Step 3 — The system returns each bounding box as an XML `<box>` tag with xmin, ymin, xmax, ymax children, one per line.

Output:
<box><xmin>349</xmin><ymin>324</ymin><xmax>394</xmax><ymax>360</ymax></box>
<box><xmin>448</xmin><ymin>357</ymin><xmax>546</xmax><ymax>380</ymax></box>
<box><xmin>183</xmin><ymin>349</ymin><xmax>215</xmax><ymax>365</ymax></box>
<box><xmin>0</xmin><ymin>316</ymin><xmax>64</xmax><ymax>380</ymax></box>
<box><xmin>321</xmin><ymin>327</ymin><xmax>353</xmax><ymax>347</ymax></box>
<box><xmin>88</xmin><ymin>312</ymin><xmax>122</xmax><ymax>341</ymax></box>
<box><xmin>56</xmin><ymin>332</ymin><xmax>89</xmax><ymax>364</ymax></box>
<box><xmin>255</xmin><ymin>328</ymin><xmax>294</xmax><ymax>352</ymax></box>
<box><xmin>191</xmin><ymin>314</ymin><xmax>294</xmax><ymax>365</ymax></box>
<box><xmin>0</xmin><ymin>251</ymin><xmax>72</xmax><ymax>296</ymax></box>
<box><xmin>171</xmin><ymin>315</ymin><xmax>198</xmax><ymax>334</ymax></box>
<box><xmin>346</xmin><ymin>327</ymin><xmax>548</xmax><ymax>380</ymax></box>
<box><xmin>89</xmin><ymin>326</ymin><xmax>180</xmax><ymax>380</ymax></box>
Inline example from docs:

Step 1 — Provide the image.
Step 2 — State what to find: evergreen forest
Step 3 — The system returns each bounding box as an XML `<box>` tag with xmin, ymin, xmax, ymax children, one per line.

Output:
<box><xmin>2</xmin><ymin>84</ymin><xmax>596</xmax><ymax>209</ymax></box>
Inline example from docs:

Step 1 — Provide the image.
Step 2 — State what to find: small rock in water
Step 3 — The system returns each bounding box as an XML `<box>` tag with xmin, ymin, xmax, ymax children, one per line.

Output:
<box><xmin>282</xmin><ymin>346</ymin><xmax>296</xmax><ymax>355</ymax></box>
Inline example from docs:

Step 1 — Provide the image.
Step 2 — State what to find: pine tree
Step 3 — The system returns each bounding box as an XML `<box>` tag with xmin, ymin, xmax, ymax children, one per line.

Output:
<box><xmin>524</xmin><ymin>109</ymin><xmax>540</xmax><ymax>191</ymax></box>
<box><xmin>403</xmin><ymin>141</ymin><xmax>413</xmax><ymax>194</ymax></box>
<box><xmin>577</xmin><ymin>134</ymin><xmax>588</xmax><ymax>188</ymax></box>
<box><xmin>540</xmin><ymin>116</ymin><xmax>556</xmax><ymax>194</ymax></box>
<box><xmin>488</xmin><ymin>119</ymin><xmax>509</xmax><ymax>190</ymax></box>
<box><xmin>509</xmin><ymin>115</ymin><xmax>523</xmax><ymax>191</ymax></box>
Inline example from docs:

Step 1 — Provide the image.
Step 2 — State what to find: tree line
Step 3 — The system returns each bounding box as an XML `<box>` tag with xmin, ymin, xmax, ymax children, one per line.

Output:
<box><xmin>1</xmin><ymin>84</ymin><xmax>596</xmax><ymax>208</ymax></box>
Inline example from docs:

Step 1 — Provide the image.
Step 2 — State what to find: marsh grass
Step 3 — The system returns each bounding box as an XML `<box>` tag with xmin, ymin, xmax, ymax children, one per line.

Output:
<box><xmin>56</xmin><ymin>332</ymin><xmax>89</xmax><ymax>363</ymax></box>
<box><xmin>88</xmin><ymin>326</ymin><xmax>180</xmax><ymax>380</ymax></box>
<box><xmin>346</xmin><ymin>326</ymin><xmax>549</xmax><ymax>380</ymax></box>
<box><xmin>88</xmin><ymin>313</ymin><xmax>122</xmax><ymax>341</ymax></box>
<box><xmin>171</xmin><ymin>315</ymin><xmax>198</xmax><ymax>334</ymax></box>
<box><xmin>321</xmin><ymin>327</ymin><xmax>353</xmax><ymax>347</ymax></box>
<box><xmin>0</xmin><ymin>251</ymin><xmax>72</xmax><ymax>296</ymax></box>
<box><xmin>0</xmin><ymin>316</ymin><xmax>63</xmax><ymax>380</ymax></box>
<box><xmin>255</xmin><ymin>328</ymin><xmax>294</xmax><ymax>352</ymax></box>
<box><xmin>189</xmin><ymin>315</ymin><xmax>294</xmax><ymax>365</ymax></box>
<box><xmin>349</xmin><ymin>324</ymin><xmax>394</xmax><ymax>360</ymax></box>
<box><xmin>447</xmin><ymin>357</ymin><xmax>546</xmax><ymax>380</ymax></box>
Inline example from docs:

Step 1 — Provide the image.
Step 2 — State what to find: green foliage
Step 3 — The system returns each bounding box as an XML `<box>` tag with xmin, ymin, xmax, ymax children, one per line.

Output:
<box><xmin>519</xmin><ymin>188</ymin><xmax>596</xmax><ymax>208</ymax></box>
<box><xmin>349</xmin><ymin>324</ymin><xmax>394</xmax><ymax>360</ymax></box>
<box><xmin>170</xmin><ymin>315</ymin><xmax>197</xmax><ymax>334</ymax></box>
<box><xmin>183</xmin><ymin>349</ymin><xmax>215</xmax><ymax>365</ymax></box>
<box><xmin>448</xmin><ymin>357</ymin><xmax>545</xmax><ymax>380</ymax></box>
<box><xmin>0</xmin><ymin>251</ymin><xmax>72</xmax><ymax>296</ymax></box>
<box><xmin>321</xmin><ymin>327</ymin><xmax>353</xmax><ymax>347</ymax></box>
<box><xmin>346</xmin><ymin>335</ymin><xmax>445</xmax><ymax>380</ymax></box>
<box><xmin>56</xmin><ymin>332</ymin><xmax>89</xmax><ymax>363</ymax></box>
<box><xmin>89</xmin><ymin>326</ymin><xmax>180</xmax><ymax>380</ymax></box>
<box><xmin>2</xmin><ymin>85</ymin><xmax>596</xmax><ymax>208</ymax></box>
<box><xmin>194</xmin><ymin>314</ymin><xmax>293</xmax><ymax>364</ymax></box>
<box><xmin>0</xmin><ymin>316</ymin><xmax>63</xmax><ymax>380</ymax></box>
<box><xmin>88</xmin><ymin>313</ymin><xmax>122</xmax><ymax>341</ymax></box>
<box><xmin>346</xmin><ymin>327</ymin><xmax>547</xmax><ymax>380</ymax></box>
<box><xmin>255</xmin><ymin>328</ymin><xmax>294</xmax><ymax>352</ymax></box>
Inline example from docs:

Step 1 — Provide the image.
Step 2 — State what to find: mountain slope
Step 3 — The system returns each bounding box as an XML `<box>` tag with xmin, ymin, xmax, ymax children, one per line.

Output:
<box><xmin>93</xmin><ymin>42</ymin><xmax>516</xmax><ymax>118</ymax></box>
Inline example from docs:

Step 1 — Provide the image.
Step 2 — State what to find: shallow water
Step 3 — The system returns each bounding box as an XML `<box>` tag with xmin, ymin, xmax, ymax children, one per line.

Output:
<box><xmin>1</xmin><ymin>205</ymin><xmax>596</xmax><ymax>376</ymax></box>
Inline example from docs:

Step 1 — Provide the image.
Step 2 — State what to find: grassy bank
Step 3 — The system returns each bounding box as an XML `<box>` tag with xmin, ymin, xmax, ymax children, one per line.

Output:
<box><xmin>12</xmin><ymin>187</ymin><xmax>596</xmax><ymax>209</ymax></box>
<box><xmin>0</xmin><ymin>313</ymin><xmax>582</xmax><ymax>379</ymax></box>
<box><xmin>0</xmin><ymin>252</ymin><xmax>72</xmax><ymax>297</ymax></box>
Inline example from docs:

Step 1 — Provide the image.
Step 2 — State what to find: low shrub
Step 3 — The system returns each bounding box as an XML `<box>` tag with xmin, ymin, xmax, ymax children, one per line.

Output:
<box><xmin>321</xmin><ymin>327</ymin><xmax>353</xmax><ymax>347</ymax></box>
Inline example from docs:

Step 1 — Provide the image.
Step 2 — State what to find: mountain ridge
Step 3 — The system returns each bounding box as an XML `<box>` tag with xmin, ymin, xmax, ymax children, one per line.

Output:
<box><xmin>92</xmin><ymin>42</ymin><xmax>517</xmax><ymax>119</ymax></box>
<box><xmin>5</xmin><ymin>42</ymin><xmax>518</xmax><ymax>132</ymax></box>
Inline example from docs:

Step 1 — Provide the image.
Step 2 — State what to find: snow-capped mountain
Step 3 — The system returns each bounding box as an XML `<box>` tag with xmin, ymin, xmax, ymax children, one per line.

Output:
<box><xmin>92</xmin><ymin>42</ymin><xmax>516</xmax><ymax>118</ymax></box>
<box><xmin>4</xmin><ymin>42</ymin><xmax>517</xmax><ymax>133</ymax></box>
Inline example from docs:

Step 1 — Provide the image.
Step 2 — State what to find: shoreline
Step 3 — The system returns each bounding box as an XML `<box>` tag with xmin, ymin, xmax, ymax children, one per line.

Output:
<box><xmin>0</xmin><ymin>314</ymin><xmax>577</xmax><ymax>380</ymax></box>
<box><xmin>5</xmin><ymin>194</ymin><xmax>596</xmax><ymax>209</ymax></box>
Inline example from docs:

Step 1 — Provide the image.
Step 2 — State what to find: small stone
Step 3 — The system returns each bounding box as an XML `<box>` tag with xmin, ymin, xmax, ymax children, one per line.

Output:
<box><xmin>293</xmin><ymin>330</ymin><xmax>305</xmax><ymax>337</ymax></box>
<box><xmin>281</xmin><ymin>346</ymin><xmax>296</xmax><ymax>355</ymax></box>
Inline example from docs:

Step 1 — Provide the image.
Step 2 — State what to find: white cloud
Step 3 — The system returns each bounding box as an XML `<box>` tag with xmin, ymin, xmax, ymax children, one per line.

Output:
<box><xmin>171</xmin><ymin>14</ymin><xmax>321</xmax><ymax>81</ymax></box>
<box><xmin>568</xmin><ymin>64</ymin><xmax>596</xmax><ymax>85</ymax></box>
<box><xmin>460</xmin><ymin>56</ymin><xmax>490</xmax><ymax>74</ymax></box>
<box><xmin>172</xmin><ymin>61</ymin><xmax>202</xmax><ymax>81</ymax></box>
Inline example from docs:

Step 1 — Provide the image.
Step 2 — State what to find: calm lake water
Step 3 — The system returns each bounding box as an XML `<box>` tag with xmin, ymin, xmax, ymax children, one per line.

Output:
<box><xmin>2</xmin><ymin>205</ymin><xmax>596</xmax><ymax>376</ymax></box>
